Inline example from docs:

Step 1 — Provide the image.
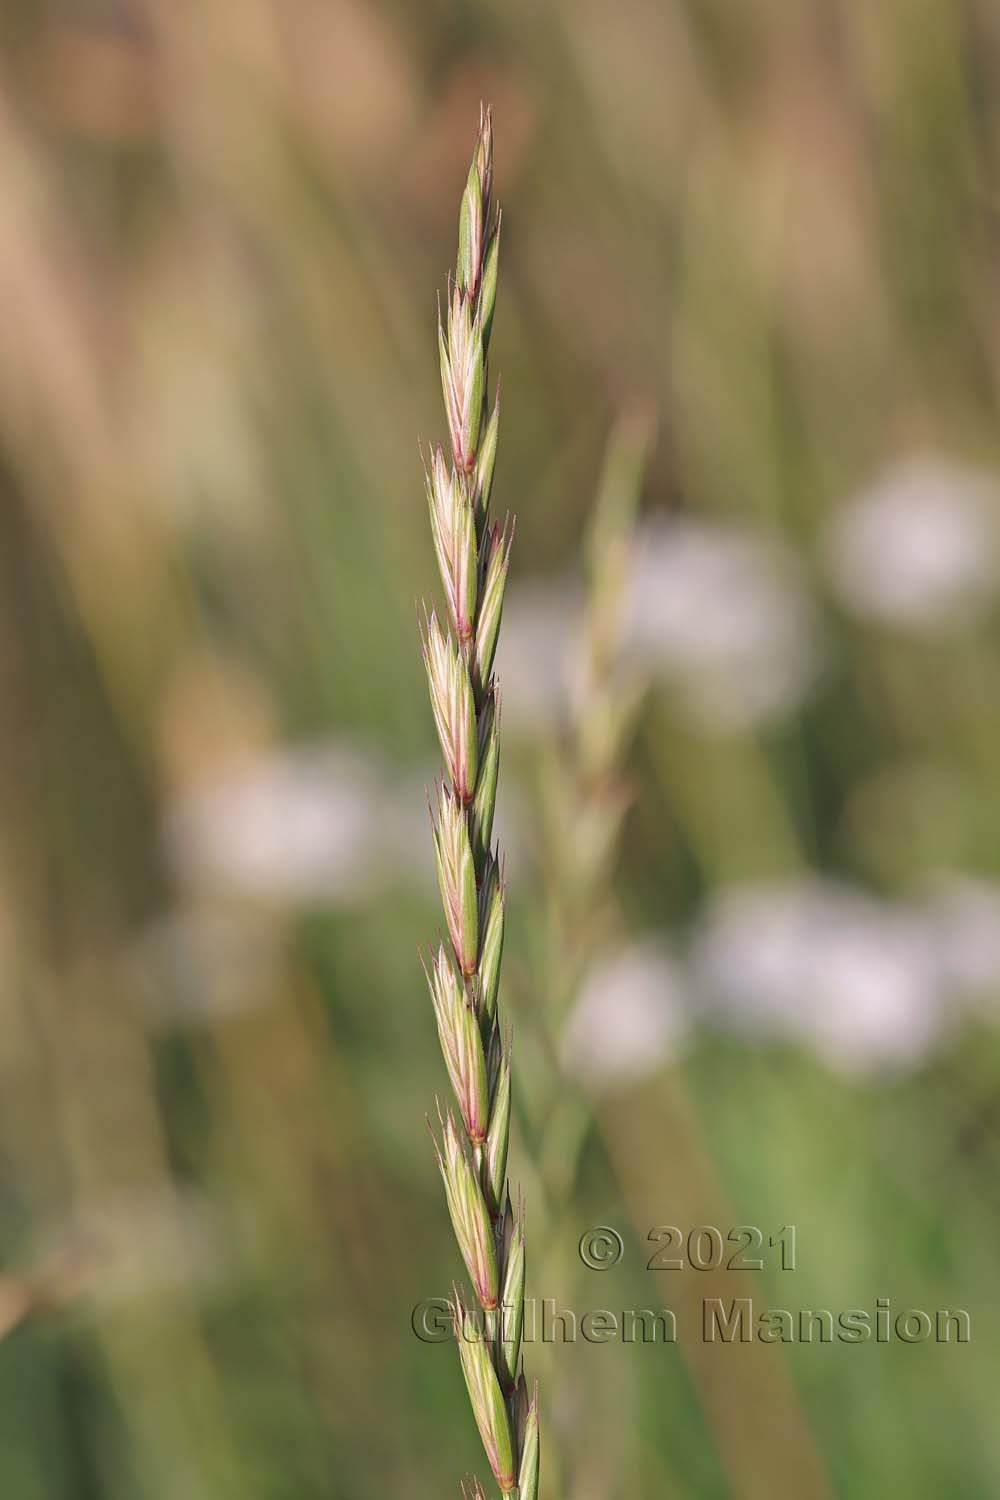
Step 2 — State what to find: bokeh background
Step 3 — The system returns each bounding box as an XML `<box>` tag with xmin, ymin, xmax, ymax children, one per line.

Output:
<box><xmin>2</xmin><ymin>1</ymin><xmax>1000</xmax><ymax>1496</ymax></box>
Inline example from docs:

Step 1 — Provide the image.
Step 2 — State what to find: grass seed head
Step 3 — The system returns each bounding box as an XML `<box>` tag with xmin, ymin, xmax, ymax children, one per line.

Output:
<box><xmin>423</xmin><ymin>610</ymin><xmax>478</xmax><ymax>801</ymax></box>
<box><xmin>454</xmin><ymin>1289</ymin><xmax>516</xmax><ymax>1493</ymax></box>
<box><xmin>437</xmin><ymin>1112</ymin><xmax>498</xmax><ymax>1310</ymax></box>
<box><xmin>427</xmin><ymin>946</ymin><xmax>489</xmax><ymax>1145</ymax></box>
<box><xmin>421</xmin><ymin>109</ymin><xmax>537</xmax><ymax>1496</ymax></box>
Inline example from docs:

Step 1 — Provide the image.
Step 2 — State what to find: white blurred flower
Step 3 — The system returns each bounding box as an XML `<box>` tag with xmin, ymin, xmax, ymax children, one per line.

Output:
<box><xmin>623</xmin><ymin>518</ymin><xmax>819</xmax><ymax>731</ymax></box>
<box><xmin>826</xmin><ymin>456</ymin><xmax>1000</xmax><ymax>632</ymax></box>
<box><xmin>164</xmin><ymin>738</ymin><xmax>525</xmax><ymax>910</ymax></box>
<box><xmin>692</xmin><ymin>878</ymin><xmax>949</xmax><ymax>1074</ymax></box>
<box><xmin>561</xmin><ymin>940</ymin><xmax>691</xmax><ymax>1092</ymax></box>
<box><xmin>494</xmin><ymin>576</ymin><xmax>584</xmax><ymax>737</ymax></box>
<box><xmin>165</xmin><ymin>742</ymin><xmax>384</xmax><ymax>904</ymax></box>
